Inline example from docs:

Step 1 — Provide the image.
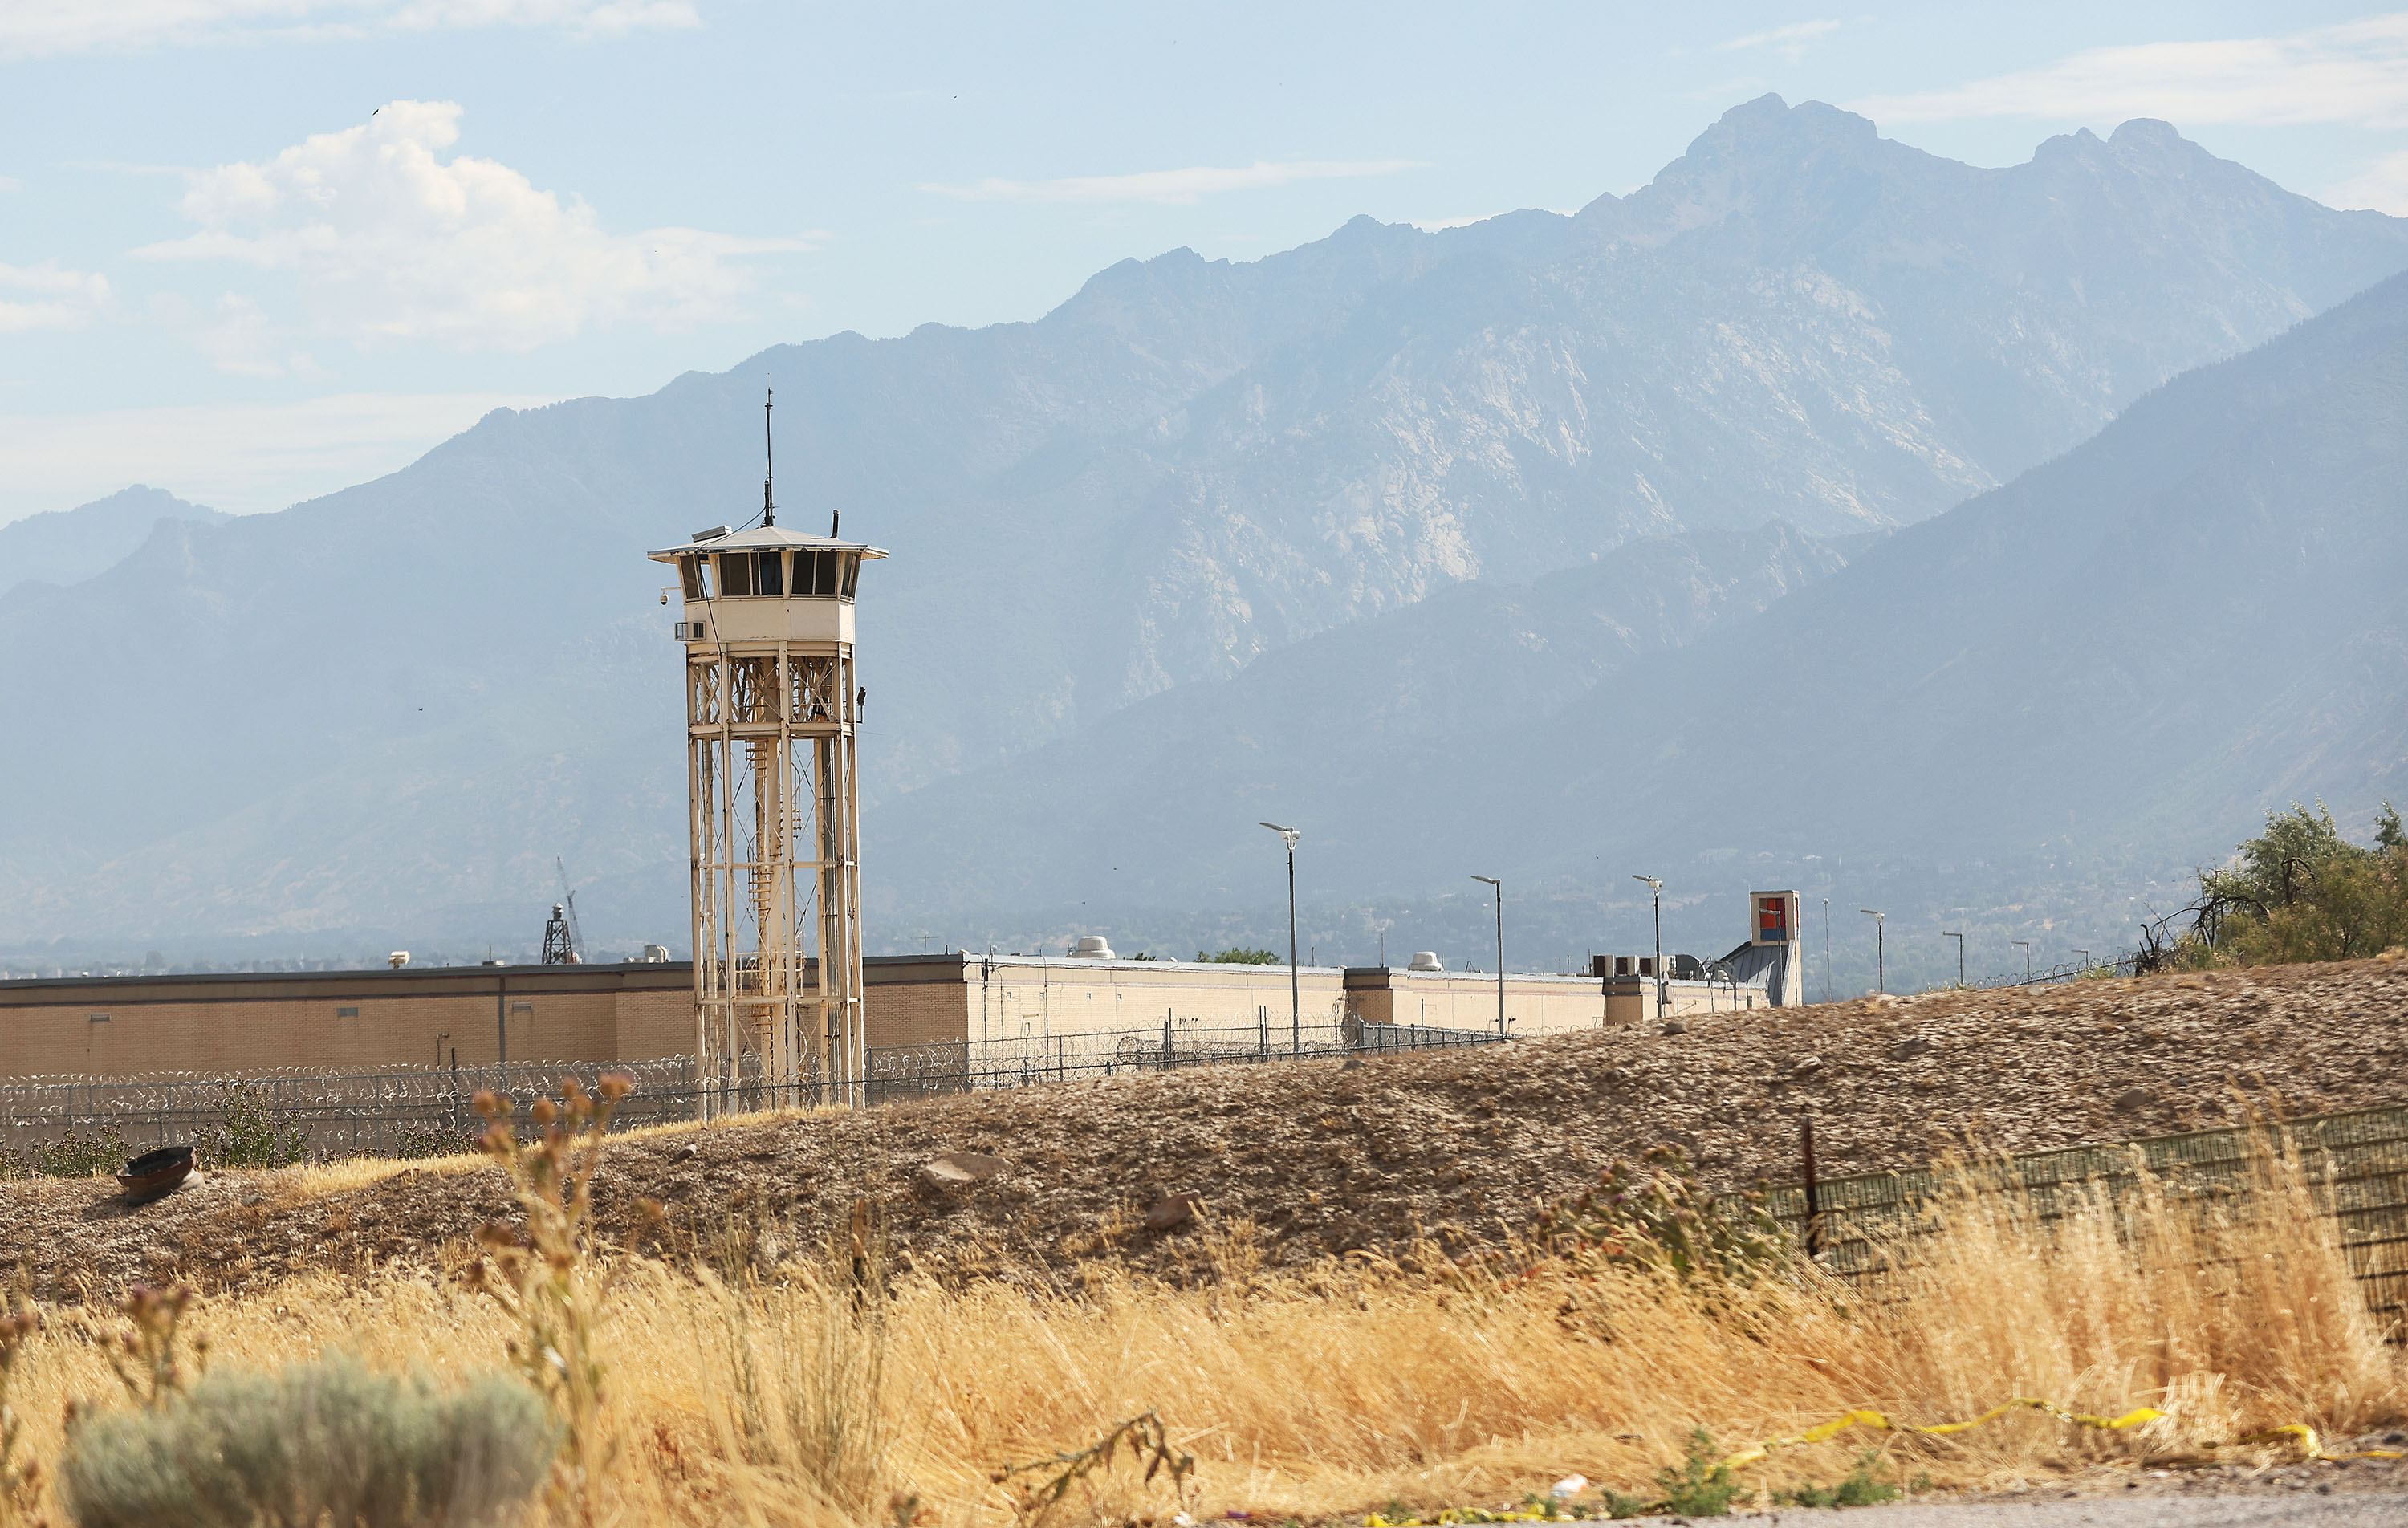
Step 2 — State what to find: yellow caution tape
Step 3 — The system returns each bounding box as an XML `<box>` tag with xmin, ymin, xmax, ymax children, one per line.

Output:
<box><xmin>2232</xmin><ymin>1424</ymin><xmax>2406</xmax><ymax>1463</ymax></box>
<box><xmin>1721</xmin><ymin>1397</ymin><xmax>2166</xmax><ymax>1469</ymax></box>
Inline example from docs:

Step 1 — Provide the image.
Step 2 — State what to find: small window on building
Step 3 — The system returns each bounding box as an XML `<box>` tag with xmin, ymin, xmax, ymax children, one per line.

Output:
<box><xmin>336</xmin><ymin>1006</ymin><xmax>360</xmax><ymax>1018</ymax></box>
<box><xmin>88</xmin><ymin>1012</ymin><xmax>111</xmax><ymax>1023</ymax></box>
<box><xmin>812</xmin><ymin>549</ymin><xmax>840</xmax><ymax>597</ymax></box>
<box><xmin>755</xmin><ymin>549</ymin><xmax>783</xmax><ymax>595</ymax></box>
<box><xmin>718</xmin><ymin>551</ymin><xmax>755</xmax><ymax>597</ymax></box>
<box><xmin>840</xmin><ymin>553</ymin><xmax>860</xmax><ymax>599</ymax></box>
<box><xmin>679</xmin><ymin>555</ymin><xmax>706</xmax><ymax>599</ymax></box>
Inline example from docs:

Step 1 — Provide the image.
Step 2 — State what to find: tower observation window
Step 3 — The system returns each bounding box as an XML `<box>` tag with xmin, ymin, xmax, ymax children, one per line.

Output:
<box><xmin>680</xmin><ymin>555</ymin><xmax>709</xmax><ymax>599</ymax></box>
<box><xmin>755</xmin><ymin>549</ymin><xmax>783</xmax><ymax>596</ymax></box>
<box><xmin>840</xmin><ymin>554</ymin><xmax>860</xmax><ymax>599</ymax></box>
<box><xmin>718</xmin><ymin>551</ymin><xmax>755</xmax><ymax>597</ymax></box>
<box><xmin>812</xmin><ymin>550</ymin><xmax>840</xmax><ymax>597</ymax></box>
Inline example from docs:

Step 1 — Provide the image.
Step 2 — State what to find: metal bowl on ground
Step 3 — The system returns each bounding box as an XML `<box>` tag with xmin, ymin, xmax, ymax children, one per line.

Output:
<box><xmin>116</xmin><ymin>1144</ymin><xmax>196</xmax><ymax>1205</ymax></box>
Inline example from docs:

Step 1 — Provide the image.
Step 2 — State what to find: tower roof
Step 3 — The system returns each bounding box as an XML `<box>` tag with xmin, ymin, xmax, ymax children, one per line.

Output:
<box><xmin>648</xmin><ymin>526</ymin><xmax>889</xmax><ymax>563</ymax></box>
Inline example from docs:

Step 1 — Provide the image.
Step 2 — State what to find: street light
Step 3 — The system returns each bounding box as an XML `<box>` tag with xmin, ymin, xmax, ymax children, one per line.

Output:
<box><xmin>1633</xmin><ymin>875</ymin><xmax>1666</xmax><ymax>1018</ymax></box>
<box><xmin>1941</xmin><ymin>929</ymin><xmax>1964</xmax><ymax>988</ymax></box>
<box><xmin>1260</xmin><ymin>823</ymin><xmax>1301</xmax><ymax>1055</ymax></box>
<box><xmin>1471</xmin><ymin>876</ymin><xmax>1504</xmax><ymax>1036</ymax></box>
<box><xmin>2013</xmin><ymin>939</ymin><xmax>2032</xmax><ymax>983</ymax></box>
<box><xmin>2073</xmin><ymin>948</ymin><xmax>2091</xmax><ymax>971</ymax></box>
<box><xmin>1859</xmin><ymin>909</ymin><xmax>1885</xmax><ymax>994</ymax></box>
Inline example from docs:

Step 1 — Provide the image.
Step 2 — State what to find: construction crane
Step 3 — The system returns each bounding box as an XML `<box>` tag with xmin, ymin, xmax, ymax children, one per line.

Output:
<box><xmin>541</xmin><ymin>857</ymin><xmax>585</xmax><ymax>965</ymax></box>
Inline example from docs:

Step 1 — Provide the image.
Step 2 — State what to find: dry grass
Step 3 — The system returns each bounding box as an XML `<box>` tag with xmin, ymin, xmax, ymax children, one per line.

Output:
<box><xmin>8</xmin><ymin>1141</ymin><xmax>2401</xmax><ymax>1527</ymax></box>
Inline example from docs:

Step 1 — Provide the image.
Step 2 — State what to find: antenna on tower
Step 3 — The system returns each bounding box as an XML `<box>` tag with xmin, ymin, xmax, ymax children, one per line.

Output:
<box><xmin>761</xmin><ymin>388</ymin><xmax>775</xmax><ymax>528</ymax></box>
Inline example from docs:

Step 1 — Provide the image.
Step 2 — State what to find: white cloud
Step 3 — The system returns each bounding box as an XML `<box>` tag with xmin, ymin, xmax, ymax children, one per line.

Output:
<box><xmin>0</xmin><ymin>0</ymin><xmax>695</xmax><ymax>59</ymax></box>
<box><xmin>0</xmin><ymin>176</ymin><xmax>21</xmax><ymax>191</ymax></box>
<box><xmin>1849</xmin><ymin>14</ymin><xmax>2408</xmax><ymax>128</ymax></box>
<box><xmin>133</xmin><ymin>100</ymin><xmax>820</xmax><ymax>356</ymax></box>
<box><xmin>1718</xmin><ymin>19</ymin><xmax>1841</xmax><ymax>61</ymax></box>
<box><xmin>0</xmin><ymin>391</ymin><xmax>555</xmax><ymax>522</ymax></box>
<box><xmin>2326</xmin><ymin>148</ymin><xmax>2408</xmax><ymax>213</ymax></box>
<box><xmin>0</xmin><ymin>261</ymin><xmax>110</xmax><ymax>333</ymax></box>
<box><xmin>921</xmin><ymin>158</ymin><xmax>1424</xmax><ymax>206</ymax></box>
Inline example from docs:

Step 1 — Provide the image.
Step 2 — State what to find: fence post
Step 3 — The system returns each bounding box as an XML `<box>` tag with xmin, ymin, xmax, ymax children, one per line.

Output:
<box><xmin>1161</xmin><ymin>1017</ymin><xmax>1172</xmax><ymax>1072</ymax></box>
<box><xmin>1801</xmin><ymin>1111</ymin><xmax>1824</xmax><ymax>1259</ymax></box>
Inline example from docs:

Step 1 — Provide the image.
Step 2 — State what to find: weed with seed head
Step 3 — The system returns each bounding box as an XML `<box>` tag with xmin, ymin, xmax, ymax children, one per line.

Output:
<box><xmin>991</xmin><ymin>1411</ymin><xmax>1195</xmax><ymax>1526</ymax></box>
<box><xmin>102</xmin><ymin>1286</ymin><xmax>206</xmax><ymax>1413</ymax></box>
<box><xmin>1</xmin><ymin>1280</ymin><xmax>46</xmax><ymax>1528</ymax></box>
<box><xmin>465</xmin><ymin>1072</ymin><xmax>631</xmax><ymax>1522</ymax></box>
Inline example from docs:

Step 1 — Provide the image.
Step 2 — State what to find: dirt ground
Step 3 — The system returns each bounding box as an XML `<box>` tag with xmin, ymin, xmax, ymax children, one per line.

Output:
<box><xmin>7</xmin><ymin>956</ymin><xmax>2406</xmax><ymax>1301</ymax></box>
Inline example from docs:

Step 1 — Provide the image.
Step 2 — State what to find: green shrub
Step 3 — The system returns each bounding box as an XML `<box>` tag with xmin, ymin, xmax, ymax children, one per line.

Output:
<box><xmin>1531</xmin><ymin>1145</ymin><xmax>1788</xmax><ymax>1283</ymax></box>
<box><xmin>1775</xmin><ymin>1451</ymin><xmax>1902</xmax><ymax>1508</ymax></box>
<box><xmin>391</xmin><ymin>1120</ymin><xmax>474</xmax><ymax>1160</ymax></box>
<box><xmin>194</xmin><ymin>1085</ymin><xmax>303</xmax><ymax>1170</ymax></box>
<box><xmin>2192</xmin><ymin>801</ymin><xmax>2408</xmax><ymax>966</ymax></box>
<box><xmin>31</xmin><ymin>1124</ymin><xmax>127</xmax><ymax>1179</ymax></box>
<box><xmin>1196</xmin><ymin>948</ymin><xmax>1280</xmax><ymax>965</ymax></box>
<box><xmin>59</xmin><ymin>1351</ymin><xmax>558</xmax><ymax>1528</ymax></box>
<box><xmin>1653</xmin><ymin>1427</ymin><xmax>1741</xmax><ymax>1516</ymax></box>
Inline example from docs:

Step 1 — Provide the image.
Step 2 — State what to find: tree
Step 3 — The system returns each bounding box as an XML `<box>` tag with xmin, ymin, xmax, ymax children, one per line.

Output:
<box><xmin>2193</xmin><ymin>801</ymin><xmax>2408</xmax><ymax>965</ymax></box>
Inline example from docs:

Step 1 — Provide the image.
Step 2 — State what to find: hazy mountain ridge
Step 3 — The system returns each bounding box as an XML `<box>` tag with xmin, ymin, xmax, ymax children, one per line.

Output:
<box><xmin>3</xmin><ymin>99</ymin><xmax>2405</xmax><ymax>949</ymax></box>
<box><xmin>0</xmin><ymin>486</ymin><xmax>226</xmax><ymax>599</ymax></box>
<box><xmin>874</xmin><ymin>271</ymin><xmax>2408</xmax><ymax>969</ymax></box>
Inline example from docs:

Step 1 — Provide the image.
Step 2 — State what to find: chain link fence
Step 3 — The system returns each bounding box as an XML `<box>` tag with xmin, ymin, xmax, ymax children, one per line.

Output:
<box><xmin>1755</xmin><ymin>1105</ymin><xmax>2408</xmax><ymax>1325</ymax></box>
<box><xmin>2</xmin><ymin>1018</ymin><xmax>1502</xmax><ymax>1168</ymax></box>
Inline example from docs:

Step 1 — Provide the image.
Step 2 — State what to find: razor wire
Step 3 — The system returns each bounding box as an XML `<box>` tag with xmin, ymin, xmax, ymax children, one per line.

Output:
<box><xmin>0</xmin><ymin>1018</ymin><xmax>1503</xmax><ymax>1166</ymax></box>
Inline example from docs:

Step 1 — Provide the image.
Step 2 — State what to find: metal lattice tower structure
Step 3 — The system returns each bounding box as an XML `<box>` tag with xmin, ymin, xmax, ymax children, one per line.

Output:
<box><xmin>650</xmin><ymin>421</ymin><xmax>885</xmax><ymax>1113</ymax></box>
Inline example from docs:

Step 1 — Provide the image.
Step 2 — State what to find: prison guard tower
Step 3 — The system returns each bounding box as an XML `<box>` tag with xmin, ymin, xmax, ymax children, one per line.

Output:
<box><xmin>649</xmin><ymin>405</ymin><xmax>885</xmax><ymax>1113</ymax></box>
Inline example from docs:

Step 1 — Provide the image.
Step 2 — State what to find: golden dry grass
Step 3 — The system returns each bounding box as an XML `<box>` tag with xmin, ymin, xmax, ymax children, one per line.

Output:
<box><xmin>8</xmin><ymin>1143</ymin><xmax>2401</xmax><ymax>1527</ymax></box>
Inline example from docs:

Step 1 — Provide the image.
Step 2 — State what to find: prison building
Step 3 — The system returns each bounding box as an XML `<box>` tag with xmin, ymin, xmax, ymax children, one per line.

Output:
<box><xmin>2</xmin><ymin>954</ymin><xmax>1605</xmax><ymax>1081</ymax></box>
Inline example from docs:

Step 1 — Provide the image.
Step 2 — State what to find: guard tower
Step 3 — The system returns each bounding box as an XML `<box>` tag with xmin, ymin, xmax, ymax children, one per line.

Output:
<box><xmin>649</xmin><ymin>442</ymin><xmax>886</xmax><ymax>1112</ymax></box>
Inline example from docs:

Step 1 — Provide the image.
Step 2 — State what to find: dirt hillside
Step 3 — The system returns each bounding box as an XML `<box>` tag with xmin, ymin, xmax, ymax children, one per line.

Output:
<box><xmin>9</xmin><ymin>956</ymin><xmax>2406</xmax><ymax>1300</ymax></box>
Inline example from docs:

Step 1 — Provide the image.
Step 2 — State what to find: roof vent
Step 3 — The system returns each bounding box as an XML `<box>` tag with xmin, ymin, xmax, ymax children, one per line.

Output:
<box><xmin>1070</xmin><ymin>935</ymin><xmax>1115</xmax><ymax>960</ymax></box>
<box><xmin>1408</xmin><ymin>951</ymin><xmax>1443</xmax><ymax>973</ymax></box>
<box><xmin>691</xmin><ymin>524</ymin><xmax>731</xmax><ymax>542</ymax></box>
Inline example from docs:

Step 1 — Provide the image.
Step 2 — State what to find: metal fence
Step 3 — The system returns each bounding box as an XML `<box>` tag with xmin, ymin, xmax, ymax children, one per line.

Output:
<box><xmin>1</xmin><ymin>1018</ymin><xmax>1503</xmax><ymax>1166</ymax></box>
<box><xmin>1753</xmin><ymin>1106</ymin><xmax>2408</xmax><ymax>1325</ymax></box>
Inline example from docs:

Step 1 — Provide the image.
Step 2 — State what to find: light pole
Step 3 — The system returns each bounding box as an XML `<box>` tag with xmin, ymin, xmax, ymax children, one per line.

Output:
<box><xmin>1941</xmin><ymin>929</ymin><xmax>1963</xmax><ymax>988</ymax></box>
<box><xmin>1822</xmin><ymin>896</ymin><xmax>1831</xmax><ymax>1002</ymax></box>
<box><xmin>1471</xmin><ymin>876</ymin><xmax>1504</xmax><ymax>1036</ymax></box>
<box><xmin>1859</xmin><ymin>909</ymin><xmax>1885</xmax><ymax>994</ymax></box>
<box><xmin>2073</xmin><ymin>948</ymin><xmax>2090</xmax><ymax>971</ymax></box>
<box><xmin>1260</xmin><ymin>823</ymin><xmax>1301</xmax><ymax>1055</ymax></box>
<box><xmin>2013</xmin><ymin>940</ymin><xmax>2032</xmax><ymax>982</ymax></box>
<box><xmin>1633</xmin><ymin>875</ymin><xmax>1666</xmax><ymax>1018</ymax></box>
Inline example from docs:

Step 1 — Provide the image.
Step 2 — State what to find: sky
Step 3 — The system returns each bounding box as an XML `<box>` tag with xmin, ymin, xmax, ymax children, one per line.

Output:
<box><xmin>5</xmin><ymin>2</ymin><xmax>2408</xmax><ymax>522</ymax></box>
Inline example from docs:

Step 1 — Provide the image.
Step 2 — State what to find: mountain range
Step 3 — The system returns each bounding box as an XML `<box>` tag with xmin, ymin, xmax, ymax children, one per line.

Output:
<box><xmin>2</xmin><ymin>96</ymin><xmax>2405</xmax><ymax>985</ymax></box>
<box><xmin>0</xmin><ymin>486</ymin><xmax>225</xmax><ymax>599</ymax></box>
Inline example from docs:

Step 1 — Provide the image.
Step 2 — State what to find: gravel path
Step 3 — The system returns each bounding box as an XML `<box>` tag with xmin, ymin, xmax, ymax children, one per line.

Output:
<box><xmin>1684</xmin><ymin>1493</ymin><xmax>2408</xmax><ymax>1526</ymax></box>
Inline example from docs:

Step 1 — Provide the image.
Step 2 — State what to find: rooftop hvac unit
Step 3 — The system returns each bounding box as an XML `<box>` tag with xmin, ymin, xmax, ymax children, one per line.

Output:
<box><xmin>1407</xmin><ymin>951</ymin><xmax>1443</xmax><ymax>972</ymax></box>
<box><xmin>1070</xmin><ymin>935</ymin><xmax>1115</xmax><ymax>959</ymax></box>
